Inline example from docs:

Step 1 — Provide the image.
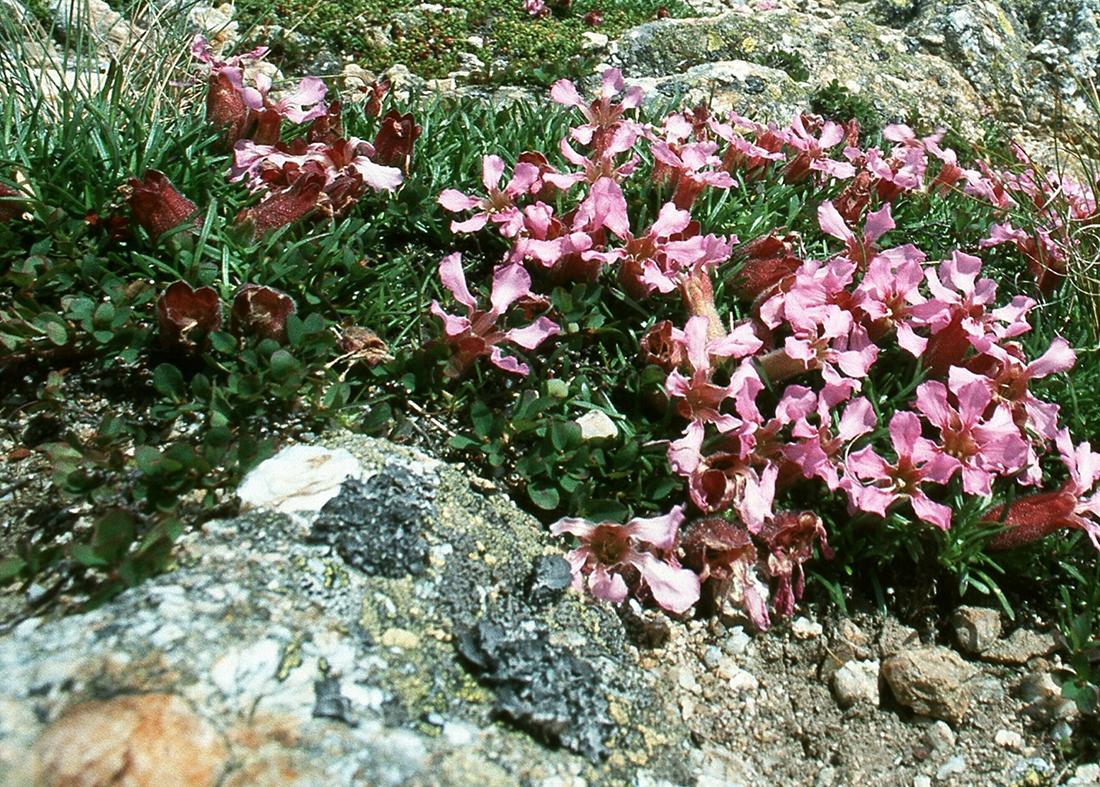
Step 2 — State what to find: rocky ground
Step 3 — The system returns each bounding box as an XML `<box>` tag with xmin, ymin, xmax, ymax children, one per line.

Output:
<box><xmin>1</xmin><ymin>434</ymin><xmax>1098</xmax><ymax>786</ymax></box>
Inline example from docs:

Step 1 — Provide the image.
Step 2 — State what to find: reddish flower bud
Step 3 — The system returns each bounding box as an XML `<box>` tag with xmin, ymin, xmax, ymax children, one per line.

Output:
<box><xmin>639</xmin><ymin>320</ymin><xmax>686</xmax><ymax>371</ymax></box>
<box><xmin>583</xmin><ymin>9</ymin><xmax>603</xmax><ymax>25</ymax></box>
<box><xmin>126</xmin><ymin>170</ymin><xmax>199</xmax><ymax>240</ymax></box>
<box><xmin>729</xmin><ymin>231</ymin><xmax>802</xmax><ymax>302</ymax></box>
<box><xmin>205</xmin><ymin>72</ymin><xmax>250</xmax><ymax>145</ymax></box>
<box><xmin>230</xmin><ymin>284</ymin><xmax>297</xmax><ymax>343</ymax></box>
<box><xmin>984</xmin><ymin>488</ymin><xmax>1079</xmax><ymax>550</ymax></box>
<box><xmin>372</xmin><ymin>110</ymin><xmax>421</xmax><ymax>174</ymax></box>
<box><xmin>156</xmin><ymin>281</ymin><xmax>222</xmax><ymax>352</ymax></box>
<box><xmin>656</xmin><ymin>6</ymin><xmax>670</xmax><ymax>17</ymax></box>
<box><xmin>0</xmin><ymin>182</ymin><xmax>23</xmax><ymax>223</ymax></box>
<box><xmin>236</xmin><ymin>170</ymin><xmax>326</xmax><ymax>237</ymax></box>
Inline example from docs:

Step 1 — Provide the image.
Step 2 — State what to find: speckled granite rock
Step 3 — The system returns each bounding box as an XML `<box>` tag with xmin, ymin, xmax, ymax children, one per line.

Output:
<box><xmin>609</xmin><ymin>7</ymin><xmax>990</xmax><ymax>137</ymax></box>
<box><xmin>0</xmin><ymin>436</ymin><xmax>694</xmax><ymax>786</ymax></box>
<box><xmin>605</xmin><ymin>0</ymin><xmax>1100</xmax><ymax>144</ymax></box>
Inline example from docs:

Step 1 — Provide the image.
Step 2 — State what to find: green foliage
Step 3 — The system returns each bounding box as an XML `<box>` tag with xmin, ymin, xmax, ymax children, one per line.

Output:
<box><xmin>233</xmin><ymin>0</ymin><xmax>692</xmax><ymax>87</ymax></box>
<box><xmin>811</xmin><ymin>79</ymin><xmax>883</xmax><ymax>136</ymax></box>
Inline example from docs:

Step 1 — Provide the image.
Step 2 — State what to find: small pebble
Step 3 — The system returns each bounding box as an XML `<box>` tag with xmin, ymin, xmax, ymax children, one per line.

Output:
<box><xmin>994</xmin><ymin>729</ymin><xmax>1024</xmax><ymax>751</ymax></box>
<box><xmin>922</xmin><ymin>720</ymin><xmax>955</xmax><ymax>752</ymax></box>
<box><xmin>702</xmin><ymin>645</ymin><xmax>724</xmax><ymax>670</ymax></box>
<box><xmin>791</xmin><ymin>617</ymin><xmax>823</xmax><ymax>639</ymax></box>
<box><xmin>724</xmin><ymin>626</ymin><xmax>751</xmax><ymax>656</ymax></box>
<box><xmin>1068</xmin><ymin>763</ymin><xmax>1100</xmax><ymax>786</ymax></box>
<box><xmin>936</xmin><ymin>755</ymin><xmax>966</xmax><ymax>781</ymax></box>
<box><xmin>913</xmin><ymin>777</ymin><xmax>932</xmax><ymax>787</ymax></box>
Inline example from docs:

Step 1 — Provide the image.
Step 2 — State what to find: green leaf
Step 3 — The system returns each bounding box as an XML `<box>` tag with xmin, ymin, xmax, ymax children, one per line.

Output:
<box><xmin>153</xmin><ymin>363</ymin><xmax>185</xmax><ymax>400</ymax></box>
<box><xmin>209</xmin><ymin>331</ymin><xmax>237</xmax><ymax>354</ymax></box>
<box><xmin>528</xmin><ymin>484</ymin><xmax>560</xmax><ymax>510</ymax></box>
<box><xmin>550</xmin><ymin>420</ymin><xmax>582</xmax><ymax>452</ymax></box>
<box><xmin>470</xmin><ymin>400</ymin><xmax>494</xmax><ymax>437</ymax></box>
<box><xmin>43</xmin><ymin>320</ymin><xmax>68</xmax><ymax>346</ymax></box>
<box><xmin>71</xmin><ymin>543</ymin><xmax>108</xmax><ymax>567</ymax></box>
<box><xmin>0</xmin><ymin>557</ymin><xmax>26</xmax><ymax>581</ymax></box>
<box><xmin>448</xmin><ymin>435</ymin><xmax>480</xmax><ymax>450</ymax></box>
<box><xmin>269</xmin><ymin>349</ymin><xmax>301</xmax><ymax>381</ymax></box>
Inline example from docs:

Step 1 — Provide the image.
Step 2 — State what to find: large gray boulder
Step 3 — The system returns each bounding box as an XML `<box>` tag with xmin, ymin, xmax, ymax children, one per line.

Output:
<box><xmin>0</xmin><ymin>436</ymin><xmax>692</xmax><ymax>786</ymax></box>
<box><xmin>607</xmin><ymin>0</ymin><xmax>1100</xmax><ymax>144</ymax></box>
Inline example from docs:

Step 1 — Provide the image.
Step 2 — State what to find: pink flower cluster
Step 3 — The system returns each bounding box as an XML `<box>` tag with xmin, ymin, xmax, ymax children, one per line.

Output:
<box><xmin>434</xmin><ymin>69</ymin><xmax>1097</xmax><ymax>625</ymax></box>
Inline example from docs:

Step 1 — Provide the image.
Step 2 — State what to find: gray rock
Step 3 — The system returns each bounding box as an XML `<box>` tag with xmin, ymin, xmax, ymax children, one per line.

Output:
<box><xmin>921</xmin><ymin>719</ymin><xmax>956</xmax><ymax>752</ymax></box>
<box><xmin>0</xmin><ymin>435</ymin><xmax>696</xmax><ymax>785</ymax></box>
<box><xmin>935</xmin><ymin>754</ymin><xmax>967</xmax><ymax>781</ymax></box>
<box><xmin>832</xmin><ymin>659</ymin><xmax>881</xmax><ymax>707</ymax></box>
<box><xmin>951</xmin><ymin>606</ymin><xmax>1001</xmax><ymax>655</ymax></box>
<box><xmin>881</xmin><ymin>647</ymin><xmax>978</xmax><ymax>724</ymax></box>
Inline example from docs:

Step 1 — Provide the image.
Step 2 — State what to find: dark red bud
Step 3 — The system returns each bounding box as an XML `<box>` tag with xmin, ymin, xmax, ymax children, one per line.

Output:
<box><xmin>126</xmin><ymin>170</ymin><xmax>199</xmax><ymax>240</ymax></box>
<box><xmin>156</xmin><ymin>281</ymin><xmax>222</xmax><ymax>352</ymax></box>
<box><xmin>230</xmin><ymin>284</ymin><xmax>297</xmax><ymax>343</ymax></box>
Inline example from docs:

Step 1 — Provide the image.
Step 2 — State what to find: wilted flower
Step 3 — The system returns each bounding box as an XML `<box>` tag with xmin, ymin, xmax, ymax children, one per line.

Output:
<box><xmin>236</xmin><ymin>167</ymin><xmax>327</xmax><ymax>236</ymax></box>
<box><xmin>583</xmin><ymin>9</ymin><xmax>603</xmax><ymax>25</ymax></box>
<box><xmin>230</xmin><ymin>284</ymin><xmax>297</xmax><ymax>342</ymax></box>
<box><xmin>682</xmin><ymin>517</ymin><xmax>770</xmax><ymax>629</ymax></box>
<box><xmin>372</xmin><ymin>110</ymin><xmax>421</xmax><ymax>174</ymax></box>
<box><xmin>337</xmin><ymin>325</ymin><xmax>391</xmax><ymax>366</ymax></box>
<box><xmin>551</xmin><ymin>505</ymin><xmax>700</xmax><ymax>613</ymax></box>
<box><xmin>126</xmin><ymin>170</ymin><xmax>199</xmax><ymax>240</ymax></box>
<box><xmin>0</xmin><ymin>181</ymin><xmax>25</xmax><ymax>223</ymax></box>
<box><xmin>759</xmin><ymin>510</ymin><xmax>832</xmax><ymax>618</ymax></box>
<box><xmin>156</xmin><ymin>281</ymin><xmax>222</xmax><ymax>352</ymax></box>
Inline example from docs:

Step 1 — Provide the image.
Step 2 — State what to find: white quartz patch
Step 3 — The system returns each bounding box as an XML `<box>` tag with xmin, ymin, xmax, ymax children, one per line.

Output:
<box><xmin>237</xmin><ymin>445</ymin><xmax>362</xmax><ymax>515</ymax></box>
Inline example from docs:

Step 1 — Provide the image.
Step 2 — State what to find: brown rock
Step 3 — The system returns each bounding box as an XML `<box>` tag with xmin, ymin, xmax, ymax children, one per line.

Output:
<box><xmin>982</xmin><ymin>628</ymin><xmax>1056</xmax><ymax>665</ymax></box>
<box><xmin>881</xmin><ymin>646</ymin><xmax>978</xmax><ymax>724</ymax></box>
<box><xmin>951</xmin><ymin>606</ymin><xmax>1001</xmax><ymax>655</ymax></box>
<box><xmin>32</xmin><ymin>693</ymin><xmax>228</xmax><ymax>787</ymax></box>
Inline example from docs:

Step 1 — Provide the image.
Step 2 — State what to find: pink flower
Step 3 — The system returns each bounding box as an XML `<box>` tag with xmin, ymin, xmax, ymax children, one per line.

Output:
<box><xmin>852</xmin><ymin>249</ymin><xmax>928</xmax><ymax>357</ymax></box>
<box><xmin>783</xmin><ymin>396</ymin><xmax>876</xmax><ymax>490</ymax></box>
<box><xmin>438</xmin><ymin>155</ymin><xmax>539</xmax><ymax>237</ymax></box>
<box><xmin>430</xmin><ymin>253</ymin><xmax>560</xmax><ymax>377</ymax></box>
<box><xmin>665</xmin><ymin>316</ymin><xmax>763</xmax><ymax>432</ymax></box>
<box><xmin>910</xmin><ymin>251</ymin><xmax>1035</xmax><ymax>375</ymax></box>
<box><xmin>551</xmin><ymin>506</ymin><xmax>700</xmax><ymax>613</ymax></box>
<box><xmin>781</xmin><ymin>305</ymin><xmax>880</xmax><ymax>382</ymax></box>
<box><xmin>948</xmin><ymin>338</ymin><xmax>1075</xmax><ymax>442</ymax></box>
<box><xmin>844</xmin><ymin>411</ymin><xmax>956</xmax><ymax>529</ymax></box>
<box><xmin>985</xmin><ymin>429</ymin><xmax>1100</xmax><ymax>551</ymax></box>
<box><xmin>781</xmin><ymin>115</ymin><xmax>856</xmax><ymax>183</ymax></box>
<box><xmin>817</xmin><ymin>200</ymin><xmax>894</xmax><ymax>268</ymax></box>
<box><xmin>979</xmin><ymin>221</ymin><xmax>1066</xmax><ymax>295</ymax></box>
<box><xmin>524</xmin><ymin>0</ymin><xmax>548</xmax><ymax>15</ymax></box>
<box><xmin>550</xmin><ymin>68</ymin><xmax>644</xmax><ymax>151</ymax></box>
<box><xmin>914</xmin><ymin>379</ymin><xmax>1029</xmax><ymax>497</ymax></box>
<box><xmin>649</xmin><ymin>140</ymin><xmax>735</xmax><ymax>209</ymax></box>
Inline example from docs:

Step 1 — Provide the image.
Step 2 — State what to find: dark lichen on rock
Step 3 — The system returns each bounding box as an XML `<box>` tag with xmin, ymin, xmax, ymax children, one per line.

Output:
<box><xmin>457</xmin><ymin>614</ymin><xmax>615</xmax><ymax>762</ymax></box>
<box><xmin>310</xmin><ymin>471</ymin><xmax>433</xmax><ymax>577</ymax></box>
